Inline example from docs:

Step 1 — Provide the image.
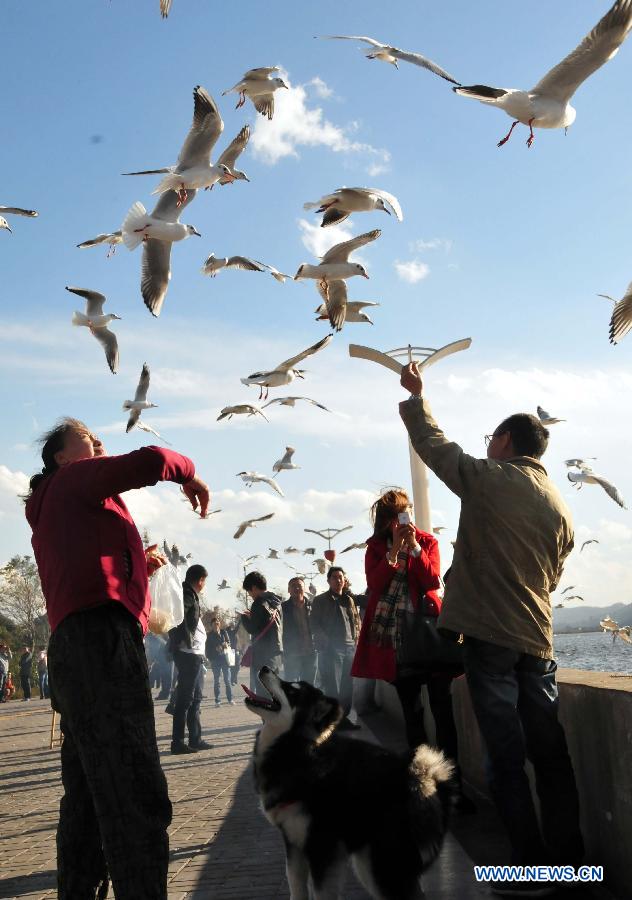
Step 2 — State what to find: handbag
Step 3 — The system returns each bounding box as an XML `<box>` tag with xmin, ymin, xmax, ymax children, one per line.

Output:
<box><xmin>398</xmin><ymin>597</ymin><xmax>464</xmax><ymax>675</ymax></box>
<box><xmin>224</xmin><ymin>647</ymin><xmax>236</xmax><ymax>667</ymax></box>
<box><xmin>241</xmin><ymin>610</ymin><xmax>279</xmax><ymax>669</ymax></box>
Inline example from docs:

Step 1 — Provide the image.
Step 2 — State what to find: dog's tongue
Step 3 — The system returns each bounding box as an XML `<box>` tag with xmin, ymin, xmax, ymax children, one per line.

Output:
<box><xmin>242</xmin><ymin>684</ymin><xmax>269</xmax><ymax>702</ymax></box>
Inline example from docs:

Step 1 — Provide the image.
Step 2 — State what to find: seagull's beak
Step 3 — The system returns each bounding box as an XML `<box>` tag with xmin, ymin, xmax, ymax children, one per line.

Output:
<box><xmin>363</xmin><ymin>273</ymin><xmax>370</xmax><ymax>279</ymax></box>
<box><xmin>5</xmin><ymin>226</ymin><xmax>12</xmax><ymax>234</ymax></box>
<box><xmin>383</xmin><ymin>207</ymin><xmax>391</xmax><ymax>215</ymax></box>
<box><xmin>192</xmin><ymin>228</ymin><xmax>202</xmax><ymax>237</ymax></box>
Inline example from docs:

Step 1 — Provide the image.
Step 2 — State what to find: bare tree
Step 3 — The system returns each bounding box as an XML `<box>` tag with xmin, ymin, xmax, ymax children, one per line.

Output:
<box><xmin>0</xmin><ymin>556</ymin><xmax>48</xmax><ymax>644</ymax></box>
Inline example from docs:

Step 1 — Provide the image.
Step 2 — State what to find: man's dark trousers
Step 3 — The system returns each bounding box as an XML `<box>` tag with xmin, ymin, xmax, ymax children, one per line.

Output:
<box><xmin>317</xmin><ymin>646</ymin><xmax>354</xmax><ymax>716</ymax></box>
<box><xmin>464</xmin><ymin>636</ymin><xmax>584</xmax><ymax>866</ymax></box>
<box><xmin>21</xmin><ymin>671</ymin><xmax>31</xmax><ymax>699</ymax></box>
<box><xmin>48</xmin><ymin>602</ymin><xmax>171</xmax><ymax>900</ymax></box>
<box><xmin>172</xmin><ymin>650</ymin><xmax>203</xmax><ymax>746</ymax></box>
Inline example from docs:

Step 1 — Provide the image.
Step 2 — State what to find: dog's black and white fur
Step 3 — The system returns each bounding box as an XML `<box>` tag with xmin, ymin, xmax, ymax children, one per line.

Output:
<box><xmin>244</xmin><ymin>667</ymin><xmax>455</xmax><ymax>900</ymax></box>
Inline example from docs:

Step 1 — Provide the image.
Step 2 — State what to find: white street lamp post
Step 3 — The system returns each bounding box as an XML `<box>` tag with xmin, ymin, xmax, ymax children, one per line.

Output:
<box><xmin>348</xmin><ymin>339</ymin><xmax>471</xmax><ymax>532</ymax></box>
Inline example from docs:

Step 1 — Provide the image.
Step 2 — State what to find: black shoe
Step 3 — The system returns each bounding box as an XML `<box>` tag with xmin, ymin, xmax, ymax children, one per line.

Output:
<box><xmin>171</xmin><ymin>742</ymin><xmax>198</xmax><ymax>755</ymax></box>
<box><xmin>165</xmin><ymin>703</ymin><xmax>174</xmax><ymax>715</ymax></box>
<box><xmin>189</xmin><ymin>740</ymin><xmax>213</xmax><ymax>751</ymax></box>
<box><xmin>491</xmin><ymin>881</ymin><xmax>556</xmax><ymax>897</ymax></box>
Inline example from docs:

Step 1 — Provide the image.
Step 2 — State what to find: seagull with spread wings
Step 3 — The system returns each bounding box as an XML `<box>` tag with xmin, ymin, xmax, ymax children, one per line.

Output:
<box><xmin>453</xmin><ymin>0</ymin><xmax>632</xmax><ymax>147</ymax></box>
<box><xmin>304</xmin><ymin>187</ymin><xmax>403</xmax><ymax>228</ymax></box>
<box><xmin>222</xmin><ymin>67</ymin><xmax>288</xmax><ymax>120</ymax></box>
<box><xmin>217</xmin><ymin>404</ymin><xmax>269</xmax><ymax>422</ymax></box>
<box><xmin>272</xmin><ymin>447</ymin><xmax>300</xmax><ymax>474</ymax></box>
<box><xmin>122</xmin><ymin>86</ymin><xmax>235</xmax><ymax>204</ymax></box>
<box><xmin>135</xmin><ymin>420</ymin><xmax>171</xmax><ymax>445</ymax></box>
<box><xmin>66</xmin><ymin>286</ymin><xmax>120</xmax><ymax>374</ymax></box>
<box><xmin>217</xmin><ymin>579</ymin><xmax>230</xmax><ymax>590</ymax></box>
<box><xmin>318</xmin><ymin>35</ymin><xmax>459</xmax><ymax>84</ymax></box>
<box><xmin>241</xmin><ymin>334</ymin><xmax>333</xmax><ymax>400</ymax></box>
<box><xmin>537</xmin><ymin>406</ymin><xmax>566</xmax><ymax>426</ymax></box>
<box><xmin>315</xmin><ymin>300</ymin><xmax>379</xmax><ymax>327</ymax></box>
<box><xmin>0</xmin><ymin>205</ymin><xmax>38</xmax><ymax>234</ymax></box>
<box><xmin>77</xmin><ymin>230</ymin><xmax>123</xmax><ymax>257</ymax></box>
<box><xmin>341</xmin><ymin>542</ymin><xmax>368</xmax><ymax>553</ymax></box>
<box><xmin>294</xmin><ymin>229</ymin><xmax>380</xmax><ymax>302</ymax></box>
<box><xmin>123</xmin><ymin>364</ymin><xmax>157</xmax><ymax>433</ymax></box>
<box><xmin>262</xmin><ymin>396</ymin><xmax>331</xmax><ymax>412</ymax></box>
<box><xmin>568</xmin><ymin>467</ymin><xmax>627</xmax><ymax>509</ymax></box>
<box><xmin>580</xmin><ymin>539</ymin><xmax>600</xmax><ymax>552</ymax></box>
<box><xmin>236</xmin><ymin>471</ymin><xmax>284</xmax><ymax>497</ymax></box>
<box><xmin>598</xmin><ymin>281</ymin><xmax>632</xmax><ymax>344</ymax></box>
<box><xmin>201</xmin><ymin>254</ymin><xmax>268</xmax><ymax>278</ymax></box>
<box><xmin>233</xmin><ymin>512</ymin><xmax>275</xmax><ymax>540</ymax></box>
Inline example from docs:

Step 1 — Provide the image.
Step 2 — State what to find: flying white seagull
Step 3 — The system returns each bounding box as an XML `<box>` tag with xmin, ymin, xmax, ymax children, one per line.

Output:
<box><xmin>77</xmin><ymin>230</ymin><xmax>123</xmax><ymax>257</ymax></box>
<box><xmin>341</xmin><ymin>542</ymin><xmax>368</xmax><ymax>553</ymax></box>
<box><xmin>564</xmin><ymin>458</ymin><xmax>596</xmax><ymax>468</ymax></box>
<box><xmin>315</xmin><ymin>300</ymin><xmax>379</xmax><ymax>327</ymax></box>
<box><xmin>304</xmin><ymin>187</ymin><xmax>403</xmax><ymax>228</ymax></box>
<box><xmin>236</xmin><ymin>471</ymin><xmax>284</xmax><ymax>497</ymax></box>
<box><xmin>121</xmin><ymin>190</ymin><xmax>201</xmax><ymax>317</ymax></box>
<box><xmin>580</xmin><ymin>539</ymin><xmax>600</xmax><ymax>552</ymax></box>
<box><xmin>598</xmin><ymin>281</ymin><xmax>632</xmax><ymax>344</ymax></box>
<box><xmin>123</xmin><ymin>364</ymin><xmax>157</xmax><ymax>433</ymax></box>
<box><xmin>294</xmin><ymin>229</ymin><xmax>380</xmax><ymax>300</ymax></box>
<box><xmin>267</xmin><ymin>549</ymin><xmax>280</xmax><ymax>559</ymax></box>
<box><xmin>313</xmin><ymin>558</ymin><xmax>327</xmax><ymax>576</ymax></box>
<box><xmin>453</xmin><ymin>0</ymin><xmax>632</xmax><ymax>148</ymax></box>
<box><xmin>537</xmin><ymin>406</ymin><xmax>566</xmax><ymax>426</ymax></box>
<box><xmin>241</xmin><ymin>333</ymin><xmax>333</xmax><ymax>400</ymax></box>
<box><xmin>318</xmin><ymin>35</ymin><xmax>459</xmax><ymax>84</ymax></box>
<box><xmin>135</xmin><ymin>420</ymin><xmax>172</xmax><ymax>445</ymax></box>
<box><xmin>0</xmin><ymin>206</ymin><xmax>38</xmax><ymax>234</ymax></box>
<box><xmin>201</xmin><ymin>254</ymin><xmax>268</xmax><ymax>277</ymax></box>
<box><xmin>122</xmin><ymin>86</ymin><xmax>235</xmax><ymax>203</ymax></box>
<box><xmin>66</xmin><ymin>286</ymin><xmax>120</xmax><ymax>374</ymax></box>
<box><xmin>262</xmin><ymin>396</ymin><xmax>331</xmax><ymax>412</ymax></box>
<box><xmin>222</xmin><ymin>67</ymin><xmax>288</xmax><ymax>120</ymax></box>
<box><xmin>217</xmin><ymin>404</ymin><xmax>269</xmax><ymax>422</ymax></box>
<box><xmin>568</xmin><ymin>468</ymin><xmax>627</xmax><ymax>508</ymax></box>
<box><xmin>233</xmin><ymin>512</ymin><xmax>275</xmax><ymax>540</ymax></box>
<box><xmin>273</xmin><ymin>447</ymin><xmax>300</xmax><ymax>474</ymax></box>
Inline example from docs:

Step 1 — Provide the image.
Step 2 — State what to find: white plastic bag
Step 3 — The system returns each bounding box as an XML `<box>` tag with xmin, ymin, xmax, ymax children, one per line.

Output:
<box><xmin>148</xmin><ymin>564</ymin><xmax>184</xmax><ymax>634</ymax></box>
<box><xmin>225</xmin><ymin>647</ymin><xmax>236</xmax><ymax>667</ymax></box>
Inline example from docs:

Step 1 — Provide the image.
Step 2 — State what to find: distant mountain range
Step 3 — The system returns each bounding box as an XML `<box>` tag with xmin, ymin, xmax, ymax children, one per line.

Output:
<box><xmin>553</xmin><ymin>602</ymin><xmax>632</xmax><ymax>634</ymax></box>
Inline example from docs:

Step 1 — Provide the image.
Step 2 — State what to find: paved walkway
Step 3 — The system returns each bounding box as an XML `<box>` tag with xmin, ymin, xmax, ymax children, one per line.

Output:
<box><xmin>0</xmin><ymin>694</ymin><xmax>610</xmax><ymax>900</ymax></box>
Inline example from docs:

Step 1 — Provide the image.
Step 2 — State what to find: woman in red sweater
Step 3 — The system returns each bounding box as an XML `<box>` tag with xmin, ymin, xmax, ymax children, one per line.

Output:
<box><xmin>25</xmin><ymin>417</ymin><xmax>209</xmax><ymax>900</ymax></box>
<box><xmin>352</xmin><ymin>488</ymin><xmax>462</xmax><ymax>763</ymax></box>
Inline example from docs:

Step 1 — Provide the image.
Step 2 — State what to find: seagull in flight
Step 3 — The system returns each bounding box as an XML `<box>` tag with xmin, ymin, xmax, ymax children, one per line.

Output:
<box><xmin>537</xmin><ymin>405</ymin><xmax>566</xmax><ymax>425</ymax></box>
<box><xmin>217</xmin><ymin>579</ymin><xmax>230</xmax><ymax>590</ymax></box>
<box><xmin>66</xmin><ymin>286</ymin><xmax>120</xmax><ymax>374</ymax></box>
<box><xmin>233</xmin><ymin>512</ymin><xmax>275</xmax><ymax>540</ymax></box>
<box><xmin>341</xmin><ymin>542</ymin><xmax>368</xmax><ymax>553</ymax></box>
<box><xmin>77</xmin><ymin>230</ymin><xmax>123</xmax><ymax>257</ymax></box>
<box><xmin>433</xmin><ymin>526</ymin><xmax>447</xmax><ymax>534</ymax></box>
<box><xmin>304</xmin><ymin>187</ymin><xmax>403</xmax><ymax>228</ymax></box>
<box><xmin>294</xmin><ymin>230</ymin><xmax>380</xmax><ymax>301</ymax></box>
<box><xmin>272</xmin><ymin>447</ymin><xmax>300</xmax><ymax>474</ymax></box>
<box><xmin>598</xmin><ymin>281</ymin><xmax>632</xmax><ymax>344</ymax></box>
<box><xmin>262</xmin><ymin>396</ymin><xmax>331</xmax><ymax>412</ymax></box>
<box><xmin>580</xmin><ymin>539</ymin><xmax>600</xmax><ymax>552</ymax></box>
<box><xmin>568</xmin><ymin>468</ymin><xmax>627</xmax><ymax>508</ymax></box>
<box><xmin>123</xmin><ymin>363</ymin><xmax>157</xmax><ymax>433</ymax></box>
<box><xmin>454</xmin><ymin>0</ymin><xmax>632</xmax><ymax>147</ymax></box>
<box><xmin>561</xmin><ymin>586</ymin><xmax>576</xmax><ymax>595</ymax></box>
<box><xmin>565</xmin><ymin>458</ymin><xmax>596</xmax><ymax>469</ymax></box>
<box><xmin>0</xmin><ymin>205</ymin><xmax>38</xmax><ymax>234</ymax></box>
<box><xmin>241</xmin><ymin>333</ymin><xmax>333</xmax><ymax>399</ymax></box>
<box><xmin>313</xmin><ymin>558</ymin><xmax>327</xmax><ymax>576</ymax></box>
<box><xmin>122</xmin><ymin>86</ymin><xmax>235</xmax><ymax>204</ymax></box>
<box><xmin>236</xmin><ymin>471</ymin><xmax>284</xmax><ymax>497</ymax></box>
<box><xmin>217</xmin><ymin>404</ymin><xmax>269</xmax><ymax>422</ymax></box>
<box><xmin>135</xmin><ymin>420</ymin><xmax>171</xmax><ymax>445</ymax></box>
<box><xmin>222</xmin><ymin>67</ymin><xmax>288</xmax><ymax>120</ymax></box>
<box><xmin>267</xmin><ymin>548</ymin><xmax>280</xmax><ymax>559</ymax></box>
<box><xmin>160</xmin><ymin>0</ymin><xmax>172</xmax><ymax>16</ymax></box>
<box><xmin>315</xmin><ymin>300</ymin><xmax>379</xmax><ymax>327</ymax></box>
<box><xmin>201</xmin><ymin>254</ymin><xmax>269</xmax><ymax>277</ymax></box>
<box><xmin>317</xmin><ymin>35</ymin><xmax>459</xmax><ymax>84</ymax></box>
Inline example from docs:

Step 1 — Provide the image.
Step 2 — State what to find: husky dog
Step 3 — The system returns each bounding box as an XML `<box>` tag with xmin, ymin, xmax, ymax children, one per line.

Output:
<box><xmin>244</xmin><ymin>667</ymin><xmax>454</xmax><ymax>900</ymax></box>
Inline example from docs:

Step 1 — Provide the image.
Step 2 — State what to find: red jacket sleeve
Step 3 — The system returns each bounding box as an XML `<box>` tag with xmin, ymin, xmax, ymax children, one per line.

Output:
<box><xmin>365</xmin><ymin>539</ymin><xmax>397</xmax><ymax>599</ymax></box>
<box><xmin>77</xmin><ymin>447</ymin><xmax>196</xmax><ymax>505</ymax></box>
<box><xmin>407</xmin><ymin>530</ymin><xmax>441</xmax><ymax>598</ymax></box>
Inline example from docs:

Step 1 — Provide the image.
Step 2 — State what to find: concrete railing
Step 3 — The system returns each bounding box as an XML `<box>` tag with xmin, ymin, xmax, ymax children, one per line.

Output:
<box><xmin>370</xmin><ymin>669</ymin><xmax>632</xmax><ymax>900</ymax></box>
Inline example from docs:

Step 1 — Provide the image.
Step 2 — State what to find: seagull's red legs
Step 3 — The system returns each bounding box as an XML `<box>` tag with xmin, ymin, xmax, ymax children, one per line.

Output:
<box><xmin>497</xmin><ymin>120</ymin><xmax>520</xmax><ymax>148</ymax></box>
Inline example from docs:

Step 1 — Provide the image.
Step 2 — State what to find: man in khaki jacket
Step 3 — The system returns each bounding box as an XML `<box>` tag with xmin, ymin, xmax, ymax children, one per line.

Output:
<box><xmin>399</xmin><ymin>362</ymin><xmax>583</xmax><ymax>890</ymax></box>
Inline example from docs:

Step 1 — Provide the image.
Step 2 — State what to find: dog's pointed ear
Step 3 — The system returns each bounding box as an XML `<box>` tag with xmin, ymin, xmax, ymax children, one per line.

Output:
<box><xmin>312</xmin><ymin>695</ymin><xmax>343</xmax><ymax>739</ymax></box>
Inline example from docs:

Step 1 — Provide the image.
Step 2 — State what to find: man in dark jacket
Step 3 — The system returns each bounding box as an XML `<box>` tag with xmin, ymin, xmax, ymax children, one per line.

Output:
<box><xmin>19</xmin><ymin>646</ymin><xmax>33</xmax><ymax>701</ymax></box>
<box><xmin>281</xmin><ymin>577</ymin><xmax>316</xmax><ymax>684</ymax></box>
<box><xmin>311</xmin><ymin>567</ymin><xmax>360</xmax><ymax>730</ymax></box>
<box><xmin>241</xmin><ymin>571</ymin><xmax>283</xmax><ymax>692</ymax></box>
<box><xmin>169</xmin><ymin>565</ymin><xmax>212</xmax><ymax>754</ymax></box>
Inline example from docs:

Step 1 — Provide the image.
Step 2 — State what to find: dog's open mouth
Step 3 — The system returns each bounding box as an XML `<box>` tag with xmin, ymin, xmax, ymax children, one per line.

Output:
<box><xmin>242</xmin><ymin>683</ymin><xmax>281</xmax><ymax>712</ymax></box>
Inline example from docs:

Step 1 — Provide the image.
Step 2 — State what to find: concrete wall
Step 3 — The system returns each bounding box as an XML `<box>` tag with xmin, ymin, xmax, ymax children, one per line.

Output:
<box><xmin>373</xmin><ymin>669</ymin><xmax>632</xmax><ymax>900</ymax></box>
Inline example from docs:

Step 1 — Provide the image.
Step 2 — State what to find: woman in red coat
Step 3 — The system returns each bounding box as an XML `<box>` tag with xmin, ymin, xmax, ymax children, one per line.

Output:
<box><xmin>352</xmin><ymin>488</ymin><xmax>462</xmax><ymax>762</ymax></box>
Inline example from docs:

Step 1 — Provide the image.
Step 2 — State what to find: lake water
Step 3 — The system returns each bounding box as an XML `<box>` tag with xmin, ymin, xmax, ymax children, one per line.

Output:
<box><xmin>553</xmin><ymin>631</ymin><xmax>632</xmax><ymax>674</ymax></box>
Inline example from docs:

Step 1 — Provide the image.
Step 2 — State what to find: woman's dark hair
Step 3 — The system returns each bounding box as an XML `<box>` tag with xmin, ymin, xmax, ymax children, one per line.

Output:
<box><xmin>185</xmin><ymin>564</ymin><xmax>208</xmax><ymax>584</ymax></box>
<box><xmin>242</xmin><ymin>571</ymin><xmax>266</xmax><ymax>592</ymax></box>
<box><xmin>495</xmin><ymin>414</ymin><xmax>549</xmax><ymax>459</ymax></box>
<box><xmin>26</xmin><ymin>417</ymin><xmax>88</xmax><ymax>499</ymax></box>
<box><xmin>370</xmin><ymin>487</ymin><xmax>411</xmax><ymax>539</ymax></box>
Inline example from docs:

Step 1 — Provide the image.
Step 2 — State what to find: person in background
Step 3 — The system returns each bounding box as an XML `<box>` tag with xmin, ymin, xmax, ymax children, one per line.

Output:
<box><xmin>19</xmin><ymin>646</ymin><xmax>33</xmax><ymax>701</ymax></box>
<box><xmin>205</xmin><ymin>618</ymin><xmax>234</xmax><ymax>706</ymax></box>
<box><xmin>311</xmin><ymin>567</ymin><xmax>361</xmax><ymax>730</ymax></box>
<box><xmin>169</xmin><ymin>565</ymin><xmax>213</xmax><ymax>754</ymax></box>
<box><xmin>225</xmin><ymin>620</ymin><xmax>242</xmax><ymax>685</ymax></box>
<box><xmin>282</xmin><ymin>576</ymin><xmax>316</xmax><ymax>684</ymax></box>
<box><xmin>241</xmin><ymin>572</ymin><xmax>283</xmax><ymax>692</ymax></box>
<box><xmin>0</xmin><ymin>643</ymin><xmax>11</xmax><ymax>702</ymax></box>
<box><xmin>25</xmin><ymin>416</ymin><xmax>210</xmax><ymax>900</ymax></box>
<box><xmin>37</xmin><ymin>648</ymin><xmax>49</xmax><ymax>700</ymax></box>
<box><xmin>399</xmin><ymin>361</ymin><xmax>583</xmax><ymax>881</ymax></box>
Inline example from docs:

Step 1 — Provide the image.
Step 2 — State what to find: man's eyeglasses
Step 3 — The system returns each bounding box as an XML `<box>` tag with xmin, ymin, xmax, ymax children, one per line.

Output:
<box><xmin>484</xmin><ymin>434</ymin><xmax>494</xmax><ymax>447</ymax></box>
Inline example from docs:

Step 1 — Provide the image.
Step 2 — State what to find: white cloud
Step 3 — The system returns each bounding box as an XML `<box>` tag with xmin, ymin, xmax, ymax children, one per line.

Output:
<box><xmin>298</xmin><ymin>217</ymin><xmax>354</xmax><ymax>260</ymax></box>
<box><xmin>0</xmin><ymin>465</ymin><xmax>29</xmax><ymax>499</ymax></box>
<box><xmin>409</xmin><ymin>238</ymin><xmax>453</xmax><ymax>254</ymax></box>
<box><xmin>250</xmin><ymin>71</ymin><xmax>390</xmax><ymax>171</ymax></box>
<box><xmin>394</xmin><ymin>260</ymin><xmax>430</xmax><ymax>284</ymax></box>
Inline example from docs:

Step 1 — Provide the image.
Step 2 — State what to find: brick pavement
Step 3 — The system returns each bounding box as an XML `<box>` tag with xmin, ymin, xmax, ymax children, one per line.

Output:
<box><xmin>0</xmin><ymin>693</ymin><xmax>611</xmax><ymax>900</ymax></box>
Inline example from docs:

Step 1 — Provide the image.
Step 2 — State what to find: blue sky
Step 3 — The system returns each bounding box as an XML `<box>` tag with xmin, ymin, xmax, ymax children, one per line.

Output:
<box><xmin>1</xmin><ymin>0</ymin><xmax>631</xmax><ymax>610</ymax></box>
